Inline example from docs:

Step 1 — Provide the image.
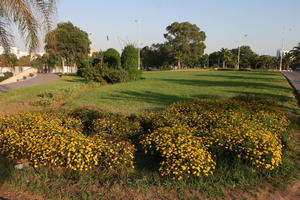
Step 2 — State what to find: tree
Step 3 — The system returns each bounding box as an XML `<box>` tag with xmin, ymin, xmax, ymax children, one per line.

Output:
<box><xmin>254</xmin><ymin>55</ymin><xmax>277</xmax><ymax>69</ymax></box>
<box><xmin>17</xmin><ymin>55</ymin><xmax>31</xmax><ymax>66</ymax></box>
<box><xmin>0</xmin><ymin>0</ymin><xmax>56</xmax><ymax>52</ymax></box>
<box><xmin>103</xmin><ymin>48</ymin><xmax>121</xmax><ymax>69</ymax></box>
<box><xmin>121</xmin><ymin>45</ymin><xmax>138</xmax><ymax>70</ymax></box>
<box><xmin>141</xmin><ymin>43</ymin><xmax>173</xmax><ymax>69</ymax></box>
<box><xmin>164</xmin><ymin>22</ymin><xmax>206</xmax><ymax>68</ymax></box>
<box><xmin>0</xmin><ymin>53</ymin><xmax>18</xmax><ymax>68</ymax></box>
<box><xmin>199</xmin><ymin>54</ymin><xmax>209</xmax><ymax>68</ymax></box>
<box><xmin>219</xmin><ymin>48</ymin><xmax>233</xmax><ymax>68</ymax></box>
<box><xmin>231</xmin><ymin>46</ymin><xmax>258</xmax><ymax>68</ymax></box>
<box><xmin>45</xmin><ymin>22</ymin><xmax>91</xmax><ymax>69</ymax></box>
<box><xmin>121</xmin><ymin>45</ymin><xmax>141</xmax><ymax>80</ymax></box>
<box><xmin>290</xmin><ymin>43</ymin><xmax>300</xmax><ymax>64</ymax></box>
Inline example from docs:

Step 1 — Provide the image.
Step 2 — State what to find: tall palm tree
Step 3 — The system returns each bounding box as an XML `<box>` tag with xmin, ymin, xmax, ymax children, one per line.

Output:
<box><xmin>219</xmin><ymin>48</ymin><xmax>232</xmax><ymax>68</ymax></box>
<box><xmin>0</xmin><ymin>0</ymin><xmax>56</xmax><ymax>53</ymax></box>
<box><xmin>290</xmin><ymin>43</ymin><xmax>300</xmax><ymax>63</ymax></box>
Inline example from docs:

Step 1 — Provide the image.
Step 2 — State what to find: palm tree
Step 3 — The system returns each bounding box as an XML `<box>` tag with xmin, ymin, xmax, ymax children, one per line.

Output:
<box><xmin>219</xmin><ymin>48</ymin><xmax>232</xmax><ymax>68</ymax></box>
<box><xmin>0</xmin><ymin>0</ymin><xmax>56</xmax><ymax>52</ymax></box>
<box><xmin>290</xmin><ymin>43</ymin><xmax>300</xmax><ymax>64</ymax></box>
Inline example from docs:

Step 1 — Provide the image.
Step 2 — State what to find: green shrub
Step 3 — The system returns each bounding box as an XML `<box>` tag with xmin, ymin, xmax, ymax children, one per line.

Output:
<box><xmin>3</xmin><ymin>71</ymin><xmax>13</xmax><ymax>78</ymax></box>
<box><xmin>127</xmin><ymin>69</ymin><xmax>142</xmax><ymax>81</ymax></box>
<box><xmin>0</xmin><ymin>71</ymin><xmax>14</xmax><ymax>82</ymax></box>
<box><xmin>121</xmin><ymin>45</ymin><xmax>138</xmax><ymax>71</ymax></box>
<box><xmin>103</xmin><ymin>48</ymin><xmax>121</xmax><ymax>69</ymax></box>
<box><xmin>81</xmin><ymin>65</ymin><xmax>107</xmax><ymax>83</ymax></box>
<box><xmin>104</xmin><ymin>69</ymin><xmax>128</xmax><ymax>83</ymax></box>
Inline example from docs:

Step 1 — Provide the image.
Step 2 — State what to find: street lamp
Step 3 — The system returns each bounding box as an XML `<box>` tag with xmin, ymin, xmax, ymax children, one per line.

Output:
<box><xmin>237</xmin><ymin>34</ymin><xmax>248</xmax><ymax>70</ymax></box>
<box><xmin>135</xmin><ymin>19</ymin><xmax>141</xmax><ymax>70</ymax></box>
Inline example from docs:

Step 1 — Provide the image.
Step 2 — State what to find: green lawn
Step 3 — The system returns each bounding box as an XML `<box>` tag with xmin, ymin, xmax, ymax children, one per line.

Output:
<box><xmin>0</xmin><ymin>76</ymin><xmax>86</xmax><ymax>112</ymax></box>
<box><xmin>0</xmin><ymin>70</ymin><xmax>296</xmax><ymax>114</ymax></box>
<box><xmin>67</xmin><ymin>70</ymin><xmax>296</xmax><ymax>114</ymax></box>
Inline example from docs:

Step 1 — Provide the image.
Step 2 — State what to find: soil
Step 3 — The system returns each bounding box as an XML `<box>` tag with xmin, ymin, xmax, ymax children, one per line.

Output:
<box><xmin>0</xmin><ymin>187</ymin><xmax>44</xmax><ymax>200</ymax></box>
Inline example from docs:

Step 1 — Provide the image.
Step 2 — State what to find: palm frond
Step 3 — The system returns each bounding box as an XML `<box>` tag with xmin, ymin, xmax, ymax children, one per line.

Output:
<box><xmin>0</xmin><ymin>0</ymin><xmax>57</xmax><ymax>52</ymax></box>
<box><xmin>0</xmin><ymin>17</ymin><xmax>12</xmax><ymax>51</ymax></box>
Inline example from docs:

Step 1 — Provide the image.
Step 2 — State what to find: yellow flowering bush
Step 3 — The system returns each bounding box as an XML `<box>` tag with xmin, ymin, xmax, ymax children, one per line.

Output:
<box><xmin>93</xmin><ymin>114</ymin><xmax>142</xmax><ymax>139</ymax></box>
<box><xmin>141</xmin><ymin>126</ymin><xmax>215</xmax><ymax>180</ymax></box>
<box><xmin>0</xmin><ymin>112</ymin><xmax>134</xmax><ymax>171</ymax></box>
<box><xmin>141</xmin><ymin>96</ymin><xmax>289</xmax><ymax>173</ymax></box>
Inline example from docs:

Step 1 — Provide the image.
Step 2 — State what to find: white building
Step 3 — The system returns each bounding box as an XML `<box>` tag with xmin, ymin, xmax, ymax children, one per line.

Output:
<box><xmin>0</xmin><ymin>46</ymin><xmax>29</xmax><ymax>59</ymax></box>
<box><xmin>276</xmin><ymin>49</ymin><xmax>290</xmax><ymax>58</ymax></box>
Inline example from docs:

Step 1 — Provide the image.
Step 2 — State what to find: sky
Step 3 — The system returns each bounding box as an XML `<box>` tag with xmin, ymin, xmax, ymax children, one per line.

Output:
<box><xmin>15</xmin><ymin>0</ymin><xmax>300</xmax><ymax>56</ymax></box>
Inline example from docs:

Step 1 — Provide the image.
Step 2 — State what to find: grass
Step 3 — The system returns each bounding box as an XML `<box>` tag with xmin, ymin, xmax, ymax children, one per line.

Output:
<box><xmin>67</xmin><ymin>70</ymin><xmax>296</xmax><ymax>114</ymax></box>
<box><xmin>0</xmin><ymin>76</ymin><xmax>90</xmax><ymax>113</ymax></box>
<box><xmin>0</xmin><ymin>70</ymin><xmax>297</xmax><ymax>114</ymax></box>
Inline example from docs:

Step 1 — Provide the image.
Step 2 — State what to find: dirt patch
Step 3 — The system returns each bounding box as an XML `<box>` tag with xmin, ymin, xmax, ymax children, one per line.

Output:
<box><xmin>0</xmin><ymin>187</ymin><xmax>44</xmax><ymax>200</ymax></box>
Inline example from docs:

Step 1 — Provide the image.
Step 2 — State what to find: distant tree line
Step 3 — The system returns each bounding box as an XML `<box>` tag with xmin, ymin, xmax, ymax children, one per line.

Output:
<box><xmin>1</xmin><ymin>21</ymin><xmax>300</xmax><ymax>73</ymax></box>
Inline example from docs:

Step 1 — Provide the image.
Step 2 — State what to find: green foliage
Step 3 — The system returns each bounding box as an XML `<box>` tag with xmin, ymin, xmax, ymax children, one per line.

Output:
<box><xmin>0</xmin><ymin>71</ymin><xmax>14</xmax><ymax>82</ymax></box>
<box><xmin>0</xmin><ymin>53</ymin><xmax>18</xmax><ymax>67</ymax></box>
<box><xmin>141</xmin><ymin>43</ymin><xmax>173</xmax><ymax>70</ymax></box>
<box><xmin>103</xmin><ymin>48</ymin><xmax>121</xmax><ymax>69</ymax></box>
<box><xmin>45</xmin><ymin>22</ymin><xmax>91</xmax><ymax>67</ymax></box>
<box><xmin>81</xmin><ymin>65</ymin><xmax>108</xmax><ymax>83</ymax></box>
<box><xmin>127</xmin><ymin>68</ymin><xmax>142</xmax><ymax>81</ymax></box>
<box><xmin>17</xmin><ymin>55</ymin><xmax>31</xmax><ymax>66</ymax></box>
<box><xmin>164</xmin><ymin>22</ymin><xmax>206</xmax><ymax>68</ymax></box>
<box><xmin>104</xmin><ymin>69</ymin><xmax>128</xmax><ymax>83</ymax></box>
<box><xmin>121</xmin><ymin>45</ymin><xmax>138</xmax><ymax>70</ymax></box>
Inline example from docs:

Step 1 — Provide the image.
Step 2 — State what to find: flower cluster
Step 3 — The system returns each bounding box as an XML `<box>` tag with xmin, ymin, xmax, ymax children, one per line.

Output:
<box><xmin>141</xmin><ymin>96</ymin><xmax>289</xmax><ymax>177</ymax></box>
<box><xmin>141</xmin><ymin>126</ymin><xmax>216</xmax><ymax>180</ymax></box>
<box><xmin>93</xmin><ymin>114</ymin><xmax>142</xmax><ymax>139</ymax></box>
<box><xmin>0</xmin><ymin>113</ymin><xmax>134</xmax><ymax>171</ymax></box>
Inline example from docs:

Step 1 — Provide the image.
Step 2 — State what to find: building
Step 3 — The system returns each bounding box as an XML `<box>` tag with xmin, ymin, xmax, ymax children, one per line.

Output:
<box><xmin>0</xmin><ymin>46</ymin><xmax>29</xmax><ymax>59</ymax></box>
<box><xmin>276</xmin><ymin>49</ymin><xmax>290</xmax><ymax>58</ymax></box>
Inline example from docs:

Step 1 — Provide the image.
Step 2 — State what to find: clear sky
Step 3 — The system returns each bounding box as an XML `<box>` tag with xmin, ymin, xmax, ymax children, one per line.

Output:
<box><xmin>16</xmin><ymin>0</ymin><xmax>300</xmax><ymax>56</ymax></box>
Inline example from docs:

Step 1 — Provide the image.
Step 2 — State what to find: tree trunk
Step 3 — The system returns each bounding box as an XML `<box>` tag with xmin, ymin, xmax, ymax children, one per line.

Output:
<box><xmin>62</xmin><ymin>59</ymin><xmax>65</xmax><ymax>73</ymax></box>
<box><xmin>178</xmin><ymin>59</ymin><xmax>181</xmax><ymax>69</ymax></box>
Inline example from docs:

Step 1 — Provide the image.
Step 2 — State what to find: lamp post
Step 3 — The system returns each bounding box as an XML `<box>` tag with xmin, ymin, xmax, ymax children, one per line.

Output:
<box><xmin>135</xmin><ymin>19</ymin><xmax>141</xmax><ymax>70</ymax></box>
<box><xmin>237</xmin><ymin>34</ymin><xmax>248</xmax><ymax>70</ymax></box>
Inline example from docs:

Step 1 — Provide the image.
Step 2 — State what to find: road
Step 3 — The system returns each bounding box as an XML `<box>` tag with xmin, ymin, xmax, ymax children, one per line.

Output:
<box><xmin>0</xmin><ymin>73</ymin><xmax>59</xmax><ymax>92</ymax></box>
<box><xmin>282</xmin><ymin>71</ymin><xmax>300</xmax><ymax>97</ymax></box>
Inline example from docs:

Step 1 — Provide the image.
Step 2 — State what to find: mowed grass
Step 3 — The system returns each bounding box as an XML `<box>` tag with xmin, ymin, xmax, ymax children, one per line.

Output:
<box><xmin>0</xmin><ymin>76</ymin><xmax>86</xmax><ymax>112</ymax></box>
<box><xmin>0</xmin><ymin>70</ymin><xmax>297</xmax><ymax>114</ymax></box>
<box><xmin>67</xmin><ymin>70</ymin><xmax>296</xmax><ymax>114</ymax></box>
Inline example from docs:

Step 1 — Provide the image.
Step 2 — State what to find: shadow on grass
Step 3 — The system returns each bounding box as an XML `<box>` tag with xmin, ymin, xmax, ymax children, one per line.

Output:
<box><xmin>101</xmin><ymin>90</ymin><xmax>220</xmax><ymax>106</ymax></box>
<box><xmin>226</xmin><ymin>90</ymin><xmax>294</xmax><ymax>103</ymax></box>
<box><xmin>0</xmin><ymin>157</ymin><xmax>13</xmax><ymax>199</ymax></box>
<box><xmin>160</xmin><ymin>78</ymin><xmax>290</xmax><ymax>92</ymax></box>
<box><xmin>194</xmin><ymin>74</ymin><xmax>282</xmax><ymax>81</ymax></box>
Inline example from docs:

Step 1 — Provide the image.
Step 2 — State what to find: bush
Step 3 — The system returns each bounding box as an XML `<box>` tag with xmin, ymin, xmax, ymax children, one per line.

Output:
<box><xmin>93</xmin><ymin>114</ymin><xmax>142</xmax><ymax>139</ymax></box>
<box><xmin>0</xmin><ymin>71</ymin><xmax>14</xmax><ymax>82</ymax></box>
<box><xmin>140</xmin><ymin>96</ymin><xmax>289</xmax><ymax>174</ymax></box>
<box><xmin>127</xmin><ymin>69</ymin><xmax>142</xmax><ymax>81</ymax></box>
<box><xmin>141</xmin><ymin>126</ymin><xmax>216</xmax><ymax>180</ymax></box>
<box><xmin>81</xmin><ymin>65</ymin><xmax>107</xmax><ymax>83</ymax></box>
<box><xmin>104</xmin><ymin>69</ymin><xmax>128</xmax><ymax>83</ymax></box>
<box><xmin>3</xmin><ymin>71</ymin><xmax>13</xmax><ymax>78</ymax></box>
<box><xmin>121</xmin><ymin>45</ymin><xmax>138</xmax><ymax>71</ymax></box>
<box><xmin>0</xmin><ymin>112</ymin><xmax>135</xmax><ymax>171</ymax></box>
<box><xmin>103</xmin><ymin>48</ymin><xmax>121</xmax><ymax>69</ymax></box>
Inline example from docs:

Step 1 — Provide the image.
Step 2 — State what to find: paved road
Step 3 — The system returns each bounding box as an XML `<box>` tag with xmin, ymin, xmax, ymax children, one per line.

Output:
<box><xmin>0</xmin><ymin>73</ymin><xmax>59</xmax><ymax>92</ymax></box>
<box><xmin>282</xmin><ymin>71</ymin><xmax>300</xmax><ymax>97</ymax></box>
